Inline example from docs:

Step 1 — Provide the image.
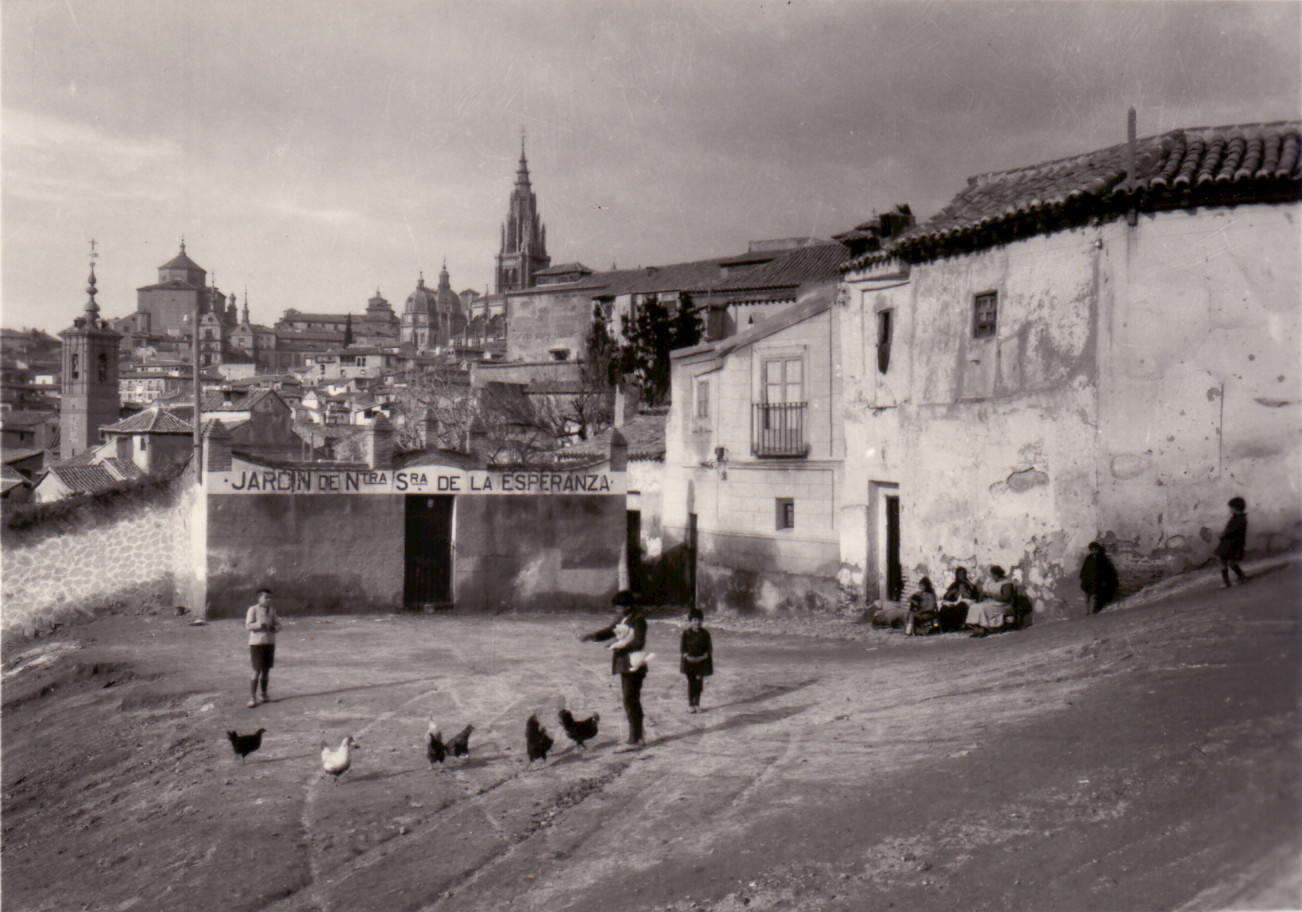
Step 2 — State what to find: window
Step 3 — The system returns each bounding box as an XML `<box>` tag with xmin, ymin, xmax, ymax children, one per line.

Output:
<box><xmin>973</xmin><ymin>292</ymin><xmax>998</xmax><ymax>338</ymax></box>
<box><xmin>876</xmin><ymin>310</ymin><xmax>893</xmax><ymax>374</ymax></box>
<box><xmin>98</xmin><ymin>353</ymin><xmax>108</xmax><ymax>382</ymax></box>
<box><xmin>71</xmin><ymin>353</ymin><xmax>79</xmax><ymax>380</ymax></box>
<box><xmin>776</xmin><ymin>498</ymin><xmax>795</xmax><ymax>530</ymax></box>
<box><xmin>138</xmin><ymin>436</ymin><xmax>148</xmax><ymax>451</ymax></box>
<box><xmin>763</xmin><ymin>357</ymin><xmax>802</xmax><ymax>404</ymax></box>
<box><xmin>695</xmin><ymin>379</ymin><xmax>710</xmax><ymax>420</ymax></box>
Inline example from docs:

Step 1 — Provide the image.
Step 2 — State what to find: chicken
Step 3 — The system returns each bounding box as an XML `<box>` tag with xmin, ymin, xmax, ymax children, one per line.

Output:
<box><xmin>227</xmin><ymin>728</ymin><xmax>266</xmax><ymax>763</ymax></box>
<box><xmin>525</xmin><ymin>715</ymin><xmax>554</xmax><ymax>763</ymax></box>
<box><xmin>321</xmin><ymin>735</ymin><xmax>357</xmax><ymax>784</ymax></box>
<box><xmin>446</xmin><ymin>724</ymin><xmax>474</xmax><ymax>759</ymax></box>
<box><xmin>557</xmin><ymin>709</ymin><xmax>600</xmax><ymax>750</ymax></box>
<box><xmin>426</xmin><ymin>729</ymin><xmax>447</xmax><ymax>766</ymax></box>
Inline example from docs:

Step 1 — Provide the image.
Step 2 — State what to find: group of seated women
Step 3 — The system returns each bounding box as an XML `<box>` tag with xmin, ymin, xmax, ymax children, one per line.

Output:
<box><xmin>904</xmin><ymin>565</ymin><xmax>1029</xmax><ymax>637</ymax></box>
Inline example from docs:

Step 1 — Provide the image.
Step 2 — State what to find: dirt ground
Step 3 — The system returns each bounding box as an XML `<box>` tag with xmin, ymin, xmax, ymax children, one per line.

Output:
<box><xmin>3</xmin><ymin>559</ymin><xmax>1300</xmax><ymax>912</ymax></box>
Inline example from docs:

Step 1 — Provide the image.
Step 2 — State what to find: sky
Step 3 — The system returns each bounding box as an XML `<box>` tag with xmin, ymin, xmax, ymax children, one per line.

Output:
<box><xmin>2</xmin><ymin>0</ymin><xmax>1298</xmax><ymax>335</ymax></box>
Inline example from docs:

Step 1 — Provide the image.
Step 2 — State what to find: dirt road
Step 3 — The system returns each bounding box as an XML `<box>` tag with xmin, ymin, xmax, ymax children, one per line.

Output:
<box><xmin>3</xmin><ymin>561</ymin><xmax>1299</xmax><ymax>912</ymax></box>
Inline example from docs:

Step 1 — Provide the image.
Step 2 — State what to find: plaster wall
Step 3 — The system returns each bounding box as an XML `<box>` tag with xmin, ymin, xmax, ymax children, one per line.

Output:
<box><xmin>1098</xmin><ymin>205</ymin><xmax>1302</xmax><ymax>570</ymax></box>
<box><xmin>663</xmin><ymin>306</ymin><xmax>844</xmax><ymax>613</ymax></box>
<box><xmin>205</xmin><ymin>494</ymin><xmax>404</xmax><ymax>617</ymax></box>
<box><xmin>505</xmin><ymin>287</ymin><xmax>596</xmax><ymax>362</ymax></box>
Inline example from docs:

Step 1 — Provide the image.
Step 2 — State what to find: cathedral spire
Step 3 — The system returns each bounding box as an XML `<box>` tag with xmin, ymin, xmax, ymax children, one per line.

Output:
<box><xmin>241</xmin><ymin>289</ymin><xmax>250</xmax><ymax>325</ymax></box>
<box><xmin>516</xmin><ymin>128</ymin><xmax>531</xmax><ymax>186</ymax></box>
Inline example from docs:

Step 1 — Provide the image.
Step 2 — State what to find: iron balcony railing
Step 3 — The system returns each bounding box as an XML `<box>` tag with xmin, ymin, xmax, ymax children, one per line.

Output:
<box><xmin>752</xmin><ymin>402</ymin><xmax>809</xmax><ymax>457</ymax></box>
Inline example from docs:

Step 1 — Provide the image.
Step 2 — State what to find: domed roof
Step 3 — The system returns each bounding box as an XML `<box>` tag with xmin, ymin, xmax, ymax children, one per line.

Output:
<box><xmin>161</xmin><ymin>241</ymin><xmax>203</xmax><ymax>273</ymax></box>
<box><xmin>404</xmin><ymin>275</ymin><xmax>436</xmax><ymax>315</ymax></box>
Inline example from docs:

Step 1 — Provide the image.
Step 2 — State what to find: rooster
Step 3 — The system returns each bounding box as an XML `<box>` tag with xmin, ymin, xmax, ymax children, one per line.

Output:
<box><xmin>227</xmin><ymin>728</ymin><xmax>266</xmax><ymax>763</ymax></box>
<box><xmin>446</xmin><ymin>724</ymin><xmax>474</xmax><ymax>760</ymax></box>
<box><xmin>426</xmin><ymin>720</ymin><xmax>447</xmax><ymax>766</ymax></box>
<box><xmin>526</xmin><ymin>715</ymin><xmax>554</xmax><ymax>763</ymax></box>
<box><xmin>321</xmin><ymin>735</ymin><xmax>357</xmax><ymax>784</ymax></box>
<box><xmin>557</xmin><ymin>709</ymin><xmax>600</xmax><ymax>750</ymax></box>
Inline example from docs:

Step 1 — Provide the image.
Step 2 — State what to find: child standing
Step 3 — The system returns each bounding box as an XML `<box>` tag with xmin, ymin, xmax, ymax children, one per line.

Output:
<box><xmin>245</xmin><ymin>588</ymin><xmax>280</xmax><ymax>707</ymax></box>
<box><xmin>1215</xmin><ymin>497</ymin><xmax>1249</xmax><ymax>588</ymax></box>
<box><xmin>679</xmin><ymin>608</ymin><xmax>713</xmax><ymax>713</ymax></box>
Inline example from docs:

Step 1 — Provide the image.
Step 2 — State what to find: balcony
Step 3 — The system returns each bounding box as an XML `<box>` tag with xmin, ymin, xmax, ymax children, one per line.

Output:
<box><xmin>752</xmin><ymin>402</ymin><xmax>809</xmax><ymax>457</ymax></box>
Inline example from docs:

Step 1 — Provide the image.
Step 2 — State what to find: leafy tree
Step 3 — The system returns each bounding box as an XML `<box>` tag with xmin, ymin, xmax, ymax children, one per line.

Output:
<box><xmin>618</xmin><ymin>293</ymin><xmax>702</xmax><ymax>407</ymax></box>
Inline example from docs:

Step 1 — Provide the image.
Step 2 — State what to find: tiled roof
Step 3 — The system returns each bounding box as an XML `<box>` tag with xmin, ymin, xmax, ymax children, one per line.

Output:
<box><xmin>0</xmin><ymin>409</ymin><xmax>57</xmax><ymax>430</ymax></box>
<box><xmin>589</xmin><ymin>256</ymin><xmax>743</xmax><ymax>298</ymax></box>
<box><xmin>536</xmin><ymin>262</ymin><xmax>593</xmax><ymax>276</ymax></box>
<box><xmin>714</xmin><ymin>242</ymin><xmax>848</xmax><ymax>292</ymax></box>
<box><xmin>102</xmin><ymin>406</ymin><xmax>192</xmax><ymax>434</ymax></box>
<box><xmin>280</xmin><ymin>312</ymin><xmax>350</xmax><ymax>323</ymax></box>
<box><xmin>887</xmin><ymin>121</ymin><xmax>1301</xmax><ymax>264</ymax></box>
<box><xmin>2</xmin><ymin>464</ymin><xmax>31</xmax><ymax>492</ymax></box>
<box><xmin>46</xmin><ymin>463</ymin><xmax>119</xmax><ymax>494</ymax></box>
<box><xmin>102</xmin><ymin>457</ymin><xmax>146</xmax><ymax>481</ymax></box>
<box><xmin>161</xmin><ymin>249</ymin><xmax>204</xmax><ymax>272</ymax></box>
<box><xmin>137</xmin><ymin>280</ymin><xmax>202</xmax><ymax>292</ymax></box>
<box><xmin>558</xmin><ymin>409</ymin><xmax>668</xmax><ymax>461</ymax></box>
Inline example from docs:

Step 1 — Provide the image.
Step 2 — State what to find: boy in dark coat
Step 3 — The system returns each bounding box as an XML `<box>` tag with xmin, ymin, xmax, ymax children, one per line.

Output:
<box><xmin>1080</xmin><ymin>541</ymin><xmax>1119</xmax><ymax>614</ymax></box>
<box><xmin>679</xmin><ymin>608</ymin><xmax>713</xmax><ymax>712</ymax></box>
<box><xmin>1215</xmin><ymin>497</ymin><xmax>1249</xmax><ymax>588</ymax></box>
<box><xmin>581</xmin><ymin>590</ymin><xmax>650</xmax><ymax>747</ymax></box>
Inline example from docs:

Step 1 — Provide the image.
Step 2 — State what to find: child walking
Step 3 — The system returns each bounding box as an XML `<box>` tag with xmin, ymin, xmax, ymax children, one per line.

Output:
<box><xmin>1215</xmin><ymin>497</ymin><xmax>1249</xmax><ymax>588</ymax></box>
<box><xmin>680</xmin><ymin>608</ymin><xmax>713</xmax><ymax>713</ymax></box>
<box><xmin>245</xmin><ymin>588</ymin><xmax>280</xmax><ymax>707</ymax></box>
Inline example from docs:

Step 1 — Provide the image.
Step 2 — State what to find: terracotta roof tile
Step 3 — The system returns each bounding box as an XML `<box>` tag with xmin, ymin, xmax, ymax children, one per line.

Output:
<box><xmin>102</xmin><ymin>406</ymin><xmax>192</xmax><ymax>434</ymax></box>
<box><xmin>888</xmin><ymin>121</ymin><xmax>1301</xmax><ymax>263</ymax></box>
<box><xmin>46</xmin><ymin>463</ymin><xmax>119</xmax><ymax>494</ymax></box>
<box><xmin>559</xmin><ymin>409</ymin><xmax>668</xmax><ymax>460</ymax></box>
<box><xmin>714</xmin><ymin>242</ymin><xmax>848</xmax><ymax>292</ymax></box>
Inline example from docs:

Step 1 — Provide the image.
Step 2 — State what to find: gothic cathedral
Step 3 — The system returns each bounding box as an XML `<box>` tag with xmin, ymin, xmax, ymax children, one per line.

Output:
<box><xmin>494</xmin><ymin>137</ymin><xmax>550</xmax><ymax>293</ymax></box>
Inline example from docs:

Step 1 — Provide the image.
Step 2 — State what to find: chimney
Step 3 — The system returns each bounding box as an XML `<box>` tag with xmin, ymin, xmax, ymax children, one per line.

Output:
<box><xmin>365</xmin><ymin>415</ymin><xmax>394</xmax><ymax>469</ymax></box>
<box><xmin>420</xmin><ymin>407</ymin><xmax>439</xmax><ymax>448</ymax></box>
<box><xmin>609</xmin><ymin>427</ymin><xmax>628</xmax><ymax>472</ymax></box>
<box><xmin>203</xmin><ymin>418</ymin><xmax>232</xmax><ymax>473</ymax></box>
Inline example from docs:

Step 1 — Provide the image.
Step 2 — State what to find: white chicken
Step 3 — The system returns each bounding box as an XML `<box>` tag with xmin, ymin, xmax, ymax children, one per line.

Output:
<box><xmin>321</xmin><ymin>735</ymin><xmax>356</xmax><ymax>784</ymax></box>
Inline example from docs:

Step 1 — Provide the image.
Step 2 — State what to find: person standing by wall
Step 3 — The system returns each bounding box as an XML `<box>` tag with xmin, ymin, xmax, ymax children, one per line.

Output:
<box><xmin>1080</xmin><ymin>542</ymin><xmax>1120</xmax><ymax>614</ymax></box>
<box><xmin>581</xmin><ymin>590</ymin><xmax>650</xmax><ymax>748</ymax></box>
<box><xmin>680</xmin><ymin>608</ymin><xmax>713</xmax><ymax>712</ymax></box>
<box><xmin>1215</xmin><ymin>497</ymin><xmax>1249</xmax><ymax>588</ymax></box>
<box><xmin>244</xmin><ymin>588</ymin><xmax>280</xmax><ymax>708</ymax></box>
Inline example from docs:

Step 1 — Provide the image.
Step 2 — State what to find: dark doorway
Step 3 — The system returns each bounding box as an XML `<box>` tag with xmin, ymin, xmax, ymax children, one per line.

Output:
<box><xmin>405</xmin><ymin>495</ymin><xmax>454</xmax><ymax>608</ymax></box>
<box><xmin>885</xmin><ymin>495</ymin><xmax>903</xmax><ymax>601</ymax></box>
<box><xmin>626</xmin><ymin>509</ymin><xmax>642</xmax><ymax>594</ymax></box>
<box><xmin>687</xmin><ymin>512</ymin><xmax>698</xmax><ymax>609</ymax></box>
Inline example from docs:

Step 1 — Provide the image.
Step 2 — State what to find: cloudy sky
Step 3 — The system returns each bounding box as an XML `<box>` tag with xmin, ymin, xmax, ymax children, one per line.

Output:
<box><xmin>2</xmin><ymin>0</ymin><xmax>1298</xmax><ymax>334</ymax></box>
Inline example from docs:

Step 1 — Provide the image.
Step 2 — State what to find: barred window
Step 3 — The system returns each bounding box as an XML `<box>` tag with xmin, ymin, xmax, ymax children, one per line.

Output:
<box><xmin>973</xmin><ymin>292</ymin><xmax>998</xmax><ymax>338</ymax></box>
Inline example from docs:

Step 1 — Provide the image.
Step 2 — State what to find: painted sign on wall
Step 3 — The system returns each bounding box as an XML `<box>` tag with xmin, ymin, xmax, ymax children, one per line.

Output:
<box><xmin>208</xmin><ymin>464</ymin><xmax>625</xmax><ymax>496</ymax></box>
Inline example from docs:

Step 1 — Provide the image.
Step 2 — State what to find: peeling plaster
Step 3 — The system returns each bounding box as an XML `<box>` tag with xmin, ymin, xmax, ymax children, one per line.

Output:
<box><xmin>1005</xmin><ymin>467</ymin><xmax>1049</xmax><ymax>492</ymax></box>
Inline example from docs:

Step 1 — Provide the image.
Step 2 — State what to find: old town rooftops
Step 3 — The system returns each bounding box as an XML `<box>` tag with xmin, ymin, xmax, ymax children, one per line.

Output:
<box><xmin>674</xmin><ymin>283</ymin><xmax>838</xmax><ymax>362</ymax></box>
<box><xmin>101</xmin><ymin>406</ymin><xmax>192</xmax><ymax>434</ymax></box>
<box><xmin>872</xmin><ymin>120</ymin><xmax>1301</xmax><ymax>267</ymax></box>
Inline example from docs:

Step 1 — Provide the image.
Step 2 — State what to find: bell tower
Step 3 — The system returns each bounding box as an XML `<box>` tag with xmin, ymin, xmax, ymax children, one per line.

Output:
<box><xmin>494</xmin><ymin>132</ymin><xmax>551</xmax><ymax>293</ymax></box>
<box><xmin>60</xmin><ymin>241</ymin><xmax>122</xmax><ymax>460</ymax></box>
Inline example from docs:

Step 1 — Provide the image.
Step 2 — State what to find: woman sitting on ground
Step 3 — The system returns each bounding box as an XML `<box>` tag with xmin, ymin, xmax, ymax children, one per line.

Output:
<box><xmin>939</xmin><ymin>567</ymin><xmax>981</xmax><ymax>632</ymax></box>
<box><xmin>905</xmin><ymin>577</ymin><xmax>939</xmax><ymax>636</ymax></box>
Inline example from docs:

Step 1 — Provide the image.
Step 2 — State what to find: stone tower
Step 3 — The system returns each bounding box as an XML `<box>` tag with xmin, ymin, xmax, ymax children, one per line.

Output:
<box><xmin>494</xmin><ymin>135</ymin><xmax>550</xmax><ymax>293</ymax></box>
<box><xmin>60</xmin><ymin>245</ymin><xmax>121</xmax><ymax>460</ymax></box>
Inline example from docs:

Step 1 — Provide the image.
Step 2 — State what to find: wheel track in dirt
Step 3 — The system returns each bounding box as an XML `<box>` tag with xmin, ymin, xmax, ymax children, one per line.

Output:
<box><xmin>270</xmin><ymin>633</ymin><xmax>620</xmax><ymax>912</ymax></box>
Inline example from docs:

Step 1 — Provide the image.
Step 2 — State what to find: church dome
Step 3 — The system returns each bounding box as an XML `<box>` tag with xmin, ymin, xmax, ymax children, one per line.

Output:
<box><xmin>404</xmin><ymin>275</ymin><xmax>435</xmax><ymax>315</ymax></box>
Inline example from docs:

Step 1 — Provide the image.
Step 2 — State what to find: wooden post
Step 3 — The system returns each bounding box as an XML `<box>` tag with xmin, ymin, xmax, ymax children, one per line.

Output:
<box><xmin>1127</xmin><ymin>107</ymin><xmax>1139</xmax><ymax>227</ymax></box>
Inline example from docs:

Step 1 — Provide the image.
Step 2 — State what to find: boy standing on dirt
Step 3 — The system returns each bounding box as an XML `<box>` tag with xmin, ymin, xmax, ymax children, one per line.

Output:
<box><xmin>1215</xmin><ymin>497</ymin><xmax>1249</xmax><ymax>588</ymax></box>
<box><xmin>680</xmin><ymin>608</ymin><xmax>713</xmax><ymax>712</ymax></box>
<box><xmin>245</xmin><ymin>588</ymin><xmax>280</xmax><ymax>707</ymax></box>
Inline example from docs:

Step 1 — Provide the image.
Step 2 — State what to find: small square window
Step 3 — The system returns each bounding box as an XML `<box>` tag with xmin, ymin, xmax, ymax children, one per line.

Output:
<box><xmin>776</xmin><ymin>497</ymin><xmax>795</xmax><ymax>530</ymax></box>
<box><xmin>973</xmin><ymin>292</ymin><xmax>998</xmax><ymax>338</ymax></box>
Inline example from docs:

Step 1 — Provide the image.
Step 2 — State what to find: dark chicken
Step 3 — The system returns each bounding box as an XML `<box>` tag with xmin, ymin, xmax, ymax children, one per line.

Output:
<box><xmin>558</xmin><ymin>709</ymin><xmax>600</xmax><ymax>749</ymax></box>
<box><xmin>526</xmin><ymin>714</ymin><xmax>554</xmax><ymax>763</ymax></box>
<box><xmin>227</xmin><ymin>728</ymin><xmax>266</xmax><ymax>763</ymax></box>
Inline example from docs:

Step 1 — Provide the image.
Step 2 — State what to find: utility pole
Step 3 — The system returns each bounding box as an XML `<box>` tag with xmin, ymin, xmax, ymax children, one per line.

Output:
<box><xmin>192</xmin><ymin>289</ymin><xmax>202</xmax><ymax>482</ymax></box>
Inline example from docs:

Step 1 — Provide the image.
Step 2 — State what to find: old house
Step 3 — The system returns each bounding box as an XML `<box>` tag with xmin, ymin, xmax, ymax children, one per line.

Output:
<box><xmin>663</xmin><ymin>284</ymin><xmax>844</xmax><ymax>612</ymax></box>
<box><xmin>839</xmin><ymin>119</ymin><xmax>1301</xmax><ymax>618</ymax></box>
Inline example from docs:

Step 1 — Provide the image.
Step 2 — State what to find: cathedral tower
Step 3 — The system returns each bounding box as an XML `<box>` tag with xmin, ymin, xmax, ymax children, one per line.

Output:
<box><xmin>494</xmin><ymin>136</ymin><xmax>550</xmax><ymax>293</ymax></box>
<box><xmin>60</xmin><ymin>244</ymin><xmax>121</xmax><ymax>460</ymax></box>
